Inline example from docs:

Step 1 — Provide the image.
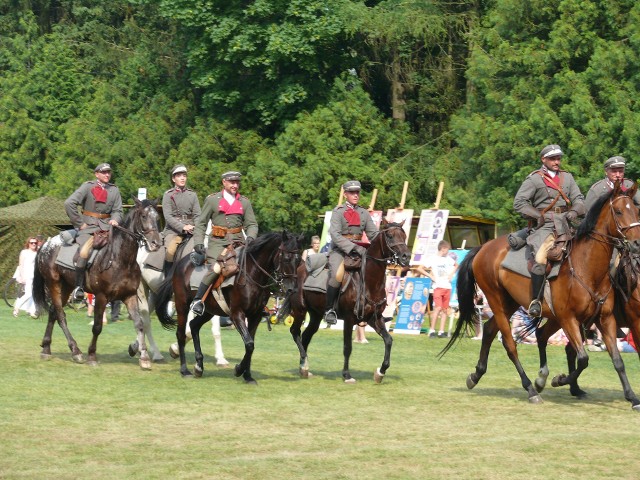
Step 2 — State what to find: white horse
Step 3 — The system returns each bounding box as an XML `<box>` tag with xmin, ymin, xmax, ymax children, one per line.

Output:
<box><xmin>129</xmin><ymin>245</ymin><xmax>229</xmax><ymax>367</ymax></box>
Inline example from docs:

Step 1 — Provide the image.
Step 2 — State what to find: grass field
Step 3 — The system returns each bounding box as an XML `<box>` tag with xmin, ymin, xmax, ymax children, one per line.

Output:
<box><xmin>1</xmin><ymin>305</ymin><xmax>639</xmax><ymax>480</ymax></box>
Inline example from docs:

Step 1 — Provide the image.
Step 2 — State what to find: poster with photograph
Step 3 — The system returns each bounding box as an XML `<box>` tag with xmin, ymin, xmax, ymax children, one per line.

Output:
<box><xmin>411</xmin><ymin>209</ymin><xmax>449</xmax><ymax>265</ymax></box>
<box><xmin>393</xmin><ymin>277</ymin><xmax>431</xmax><ymax>335</ymax></box>
<box><xmin>362</xmin><ymin>210</ymin><xmax>383</xmax><ymax>243</ymax></box>
<box><xmin>382</xmin><ymin>275</ymin><xmax>402</xmax><ymax>319</ymax></box>
<box><xmin>385</xmin><ymin>208</ymin><xmax>414</xmax><ymax>242</ymax></box>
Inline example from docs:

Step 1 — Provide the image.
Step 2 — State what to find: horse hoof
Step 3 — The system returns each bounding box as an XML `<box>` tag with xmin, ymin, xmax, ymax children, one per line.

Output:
<box><xmin>139</xmin><ymin>359</ymin><xmax>152</xmax><ymax>371</ymax></box>
<box><xmin>245</xmin><ymin>378</ymin><xmax>258</xmax><ymax>385</ymax></box>
<box><xmin>169</xmin><ymin>344</ymin><xmax>179</xmax><ymax>359</ymax></box>
<box><xmin>86</xmin><ymin>360</ymin><xmax>98</xmax><ymax>367</ymax></box>
<box><xmin>570</xmin><ymin>388</ymin><xmax>588</xmax><ymax>399</ymax></box>
<box><xmin>632</xmin><ymin>404</ymin><xmax>640</xmax><ymax>412</ymax></box>
<box><xmin>72</xmin><ymin>354</ymin><xmax>85</xmax><ymax>364</ymax></box>
<box><xmin>181</xmin><ymin>370</ymin><xmax>193</xmax><ymax>378</ymax></box>
<box><xmin>534</xmin><ymin>378</ymin><xmax>546</xmax><ymax>393</ymax></box>
<box><xmin>194</xmin><ymin>365</ymin><xmax>203</xmax><ymax>378</ymax></box>
<box><xmin>344</xmin><ymin>378</ymin><xmax>357</xmax><ymax>384</ymax></box>
<box><xmin>374</xmin><ymin>368</ymin><xmax>385</xmax><ymax>384</ymax></box>
<box><xmin>551</xmin><ymin>374</ymin><xmax>565</xmax><ymax>388</ymax></box>
<box><xmin>234</xmin><ymin>364</ymin><xmax>243</xmax><ymax>378</ymax></box>
<box><xmin>152</xmin><ymin>357</ymin><xmax>166</xmax><ymax>364</ymax></box>
<box><xmin>300</xmin><ymin>368</ymin><xmax>309</xmax><ymax>379</ymax></box>
<box><xmin>40</xmin><ymin>353</ymin><xmax>52</xmax><ymax>361</ymax></box>
<box><xmin>216</xmin><ymin>361</ymin><xmax>230</xmax><ymax>368</ymax></box>
<box><xmin>466</xmin><ymin>374</ymin><xmax>477</xmax><ymax>390</ymax></box>
<box><xmin>128</xmin><ymin>341</ymin><xmax>139</xmax><ymax>357</ymax></box>
<box><xmin>528</xmin><ymin>395</ymin><xmax>544</xmax><ymax>404</ymax></box>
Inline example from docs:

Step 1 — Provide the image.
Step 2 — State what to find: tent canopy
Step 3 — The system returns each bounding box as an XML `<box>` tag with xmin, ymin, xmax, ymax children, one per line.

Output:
<box><xmin>0</xmin><ymin>196</ymin><xmax>70</xmax><ymax>224</ymax></box>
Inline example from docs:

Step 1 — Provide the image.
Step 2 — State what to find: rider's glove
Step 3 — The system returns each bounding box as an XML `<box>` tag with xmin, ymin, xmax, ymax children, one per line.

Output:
<box><xmin>245</xmin><ymin>237</ymin><xmax>254</xmax><ymax>246</ymax></box>
<box><xmin>352</xmin><ymin>245</ymin><xmax>367</xmax><ymax>257</ymax></box>
<box><xmin>565</xmin><ymin>210</ymin><xmax>578</xmax><ymax>225</ymax></box>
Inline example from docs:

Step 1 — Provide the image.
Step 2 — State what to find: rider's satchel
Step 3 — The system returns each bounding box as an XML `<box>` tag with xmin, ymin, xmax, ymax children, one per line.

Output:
<box><xmin>343</xmin><ymin>254</ymin><xmax>362</xmax><ymax>271</ymax></box>
<box><xmin>92</xmin><ymin>230</ymin><xmax>110</xmax><ymax>250</ymax></box>
<box><xmin>218</xmin><ymin>245</ymin><xmax>239</xmax><ymax>277</ymax></box>
<box><xmin>547</xmin><ymin>234</ymin><xmax>570</xmax><ymax>262</ymax></box>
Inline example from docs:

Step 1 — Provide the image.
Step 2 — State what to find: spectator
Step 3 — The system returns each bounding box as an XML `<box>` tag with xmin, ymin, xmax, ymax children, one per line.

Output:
<box><xmin>301</xmin><ymin>235</ymin><xmax>321</xmax><ymax>262</ymax></box>
<box><xmin>511</xmin><ymin>307</ymin><xmax>536</xmax><ymax>344</ymax></box>
<box><xmin>414</xmin><ymin>240</ymin><xmax>458</xmax><ymax>338</ymax></box>
<box><xmin>13</xmin><ymin>236</ymin><xmax>39</xmax><ymax>318</ymax></box>
<box><xmin>617</xmin><ymin>329</ymin><xmax>637</xmax><ymax>353</ymax></box>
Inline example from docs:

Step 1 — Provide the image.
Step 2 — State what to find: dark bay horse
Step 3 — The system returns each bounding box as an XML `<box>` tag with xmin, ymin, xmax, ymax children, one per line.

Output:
<box><xmin>531</xmin><ymin>245</ymin><xmax>640</xmax><ymax>411</ymax></box>
<box><xmin>442</xmin><ymin>182</ymin><xmax>640</xmax><ymax>404</ymax></box>
<box><xmin>282</xmin><ymin>221</ymin><xmax>411</xmax><ymax>383</ymax></box>
<box><xmin>154</xmin><ymin>231</ymin><xmax>304</xmax><ymax>382</ymax></box>
<box><xmin>33</xmin><ymin>198</ymin><xmax>162</xmax><ymax>368</ymax></box>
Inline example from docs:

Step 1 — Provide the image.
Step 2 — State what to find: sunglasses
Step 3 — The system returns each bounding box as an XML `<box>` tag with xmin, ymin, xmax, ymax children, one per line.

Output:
<box><xmin>29</xmin><ymin>241</ymin><xmax>37</xmax><ymax>244</ymax></box>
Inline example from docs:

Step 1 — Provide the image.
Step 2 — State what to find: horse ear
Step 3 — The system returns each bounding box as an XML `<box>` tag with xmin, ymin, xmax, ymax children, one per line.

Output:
<box><xmin>131</xmin><ymin>194</ymin><xmax>142</xmax><ymax>206</ymax></box>
<box><xmin>627</xmin><ymin>181</ymin><xmax>638</xmax><ymax>200</ymax></box>
<box><xmin>381</xmin><ymin>218</ymin><xmax>388</xmax><ymax>228</ymax></box>
<box><xmin>613</xmin><ymin>179</ymin><xmax>623</xmax><ymax>197</ymax></box>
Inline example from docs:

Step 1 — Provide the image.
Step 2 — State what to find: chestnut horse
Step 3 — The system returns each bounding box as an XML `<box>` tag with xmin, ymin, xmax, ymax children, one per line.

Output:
<box><xmin>32</xmin><ymin>198</ymin><xmax>162</xmax><ymax>368</ymax></box>
<box><xmin>282</xmin><ymin>221</ymin><xmax>411</xmax><ymax>383</ymax></box>
<box><xmin>531</xmin><ymin>245</ymin><xmax>640</xmax><ymax>411</ymax></box>
<box><xmin>442</xmin><ymin>182</ymin><xmax>640</xmax><ymax>404</ymax></box>
<box><xmin>154</xmin><ymin>231</ymin><xmax>304</xmax><ymax>383</ymax></box>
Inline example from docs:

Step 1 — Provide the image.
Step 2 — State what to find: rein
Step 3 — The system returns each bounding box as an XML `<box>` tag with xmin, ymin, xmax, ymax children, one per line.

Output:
<box><xmin>238</xmin><ymin>242</ymin><xmax>299</xmax><ymax>294</ymax></box>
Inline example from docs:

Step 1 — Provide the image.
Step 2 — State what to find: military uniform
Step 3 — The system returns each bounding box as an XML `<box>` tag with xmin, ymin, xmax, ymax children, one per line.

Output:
<box><xmin>162</xmin><ymin>185</ymin><xmax>201</xmax><ymax>260</ymax></box>
<box><xmin>194</xmin><ymin>191</ymin><xmax>258</xmax><ymax>262</ymax></box>
<box><xmin>585</xmin><ymin>155</ymin><xmax>640</xmax><ymax>212</ymax></box>
<box><xmin>64</xmin><ymin>162</ymin><xmax>123</xmax><ymax>300</ymax></box>
<box><xmin>190</xmin><ymin>171</ymin><xmax>259</xmax><ymax>316</ymax></box>
<box><xmin>323</xmin><ymin>180</ymin><xmax>379</xmax><ymax>324</ymax></box>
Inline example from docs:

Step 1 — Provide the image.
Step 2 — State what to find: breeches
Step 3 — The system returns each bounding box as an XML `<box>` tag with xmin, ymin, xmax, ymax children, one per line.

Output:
<box><xmin>327</xmin><ymin>251</ymin><xmax>345</xmax><ymax>288</ymax></box>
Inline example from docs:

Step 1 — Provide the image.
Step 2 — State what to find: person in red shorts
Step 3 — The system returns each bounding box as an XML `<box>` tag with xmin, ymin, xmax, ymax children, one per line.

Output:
<box><xmin>416</xmin><ymin>240</ymin><xmax>458</xmax><ymax>338</ymax></box>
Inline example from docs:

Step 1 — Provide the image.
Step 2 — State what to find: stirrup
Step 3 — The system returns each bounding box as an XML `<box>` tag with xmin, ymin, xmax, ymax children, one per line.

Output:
<box><xmin>323</xmin><ymin>309</ymin><xmax>338</xmax><ymax>325</ymax></box>
<box><xmin>71</xmin><ymin>287</ymin><xmax>85</xmax><ymax>302</ymax></box>
<box><xmin>528</xmin><ymin>299</ymin><xmax>542</xmax><ymax>318</ymax></box>
<box><xmin>190</xmin><ymin>299</ymin><xmax>205</xmax><ymax>316</ymax></box>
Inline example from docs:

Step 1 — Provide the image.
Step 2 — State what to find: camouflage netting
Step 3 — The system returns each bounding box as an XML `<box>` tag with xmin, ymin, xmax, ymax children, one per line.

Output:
<box><xmin>0</xmin><ymin>197</ymin><xmax>72</xmax><ymax>287</ymax></box>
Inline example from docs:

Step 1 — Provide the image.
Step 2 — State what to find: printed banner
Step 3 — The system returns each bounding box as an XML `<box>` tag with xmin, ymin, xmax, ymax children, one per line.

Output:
<box><xmin>362</xmin><ymin>210</ymin><xmax>383</xmax><ymax>244</ymax></box>
<box><xmin>319</xmin><ymin>212</ymin><xmax>333</xmax><ymax>253</ymax></box>
<box><xmin>382</xmin><ymin>275</ymin><xmax>402</xmax><ymax>319</ymax></box>
<box><xmin>386</xmin><ymin>208</ymin><xmax>413</xmax><ymax>242</ymax></box>
<box><xmin>393</xmin><ymin>277</ymin><xmax>431</xmax><ymax>335</ymax></box>
<box><xmin>411</xmin><ymin>209</ymin><xmax>449</xmax><ymax>265</ymax></box>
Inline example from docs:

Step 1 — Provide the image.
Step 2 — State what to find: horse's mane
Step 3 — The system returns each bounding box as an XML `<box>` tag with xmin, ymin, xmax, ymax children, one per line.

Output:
<box><xmin>244</xmin><ymin>231</ymin><xmax>284</xmax><ymax>256</ymax></box>
<box><xmin>120</xmin><ymin>199</ymin><xmax>156</xmax><ymax>230</ymax></box>
<box><xmin>575</xmin><ymin>189</ymin><xmax>615</xmax><ymax>239</ymax></box>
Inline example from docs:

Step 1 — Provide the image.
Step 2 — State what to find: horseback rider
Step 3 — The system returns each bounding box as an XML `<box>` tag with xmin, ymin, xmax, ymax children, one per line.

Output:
<box><xmin>64</xmin><ymin>163</ymin><xmax>124</xmax><ymax>301</ymax></box>
<box><xmin>585</xmin><ymin>156</ymin><xmax>640</xmax><ymax>211</ymax></box>
<box><xmin>513</xmin><ymin>144</ymin><xmax>585</xmax><ymax>317</ymax></box>
<box><xmin>323</xmin><ymin>180</ymin><xmax>379</xmax><ymax>325</ymax></box>
<box><xmin>190</xmin><ymin>171</ymin><xmax>259</xmax><ymax>316</ymax></box>
<box><xmin>162</xmin><ymin>164</ymin><xmax>201</xmax><ymax>272</ymax></box>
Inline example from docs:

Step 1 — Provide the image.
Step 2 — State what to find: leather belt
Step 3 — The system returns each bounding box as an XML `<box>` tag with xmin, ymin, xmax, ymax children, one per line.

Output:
<box><xmin>173</xmin><ymin>214</ymin><xmax>194</xmax><ymax>220</ymax></box>
<box><xmin>551</xmin><ymin>207</ymin><xmax>568</xmax><ymax>214</ymax></box>
<box><xmin>83</xmin><ymin>210</ymin><xmax>111</xmax><ymax>219</ymax></box>
<box><xmin>211</xmin><ymin>225</ymin><xmax>243</xmax><ymax>238</ymax></box>
<box><xmin>344</xmin><ymin>234</ymin><xmax>363</xmax><ymax>241</ymax></box>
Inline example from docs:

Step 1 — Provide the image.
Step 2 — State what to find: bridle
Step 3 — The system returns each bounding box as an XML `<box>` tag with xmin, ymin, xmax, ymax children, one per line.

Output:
<box><xmin>590</xmin><ymin>194</ymin><xmax>640</xmax><ymax>250</ymax></box>
<box><xmin>366</xmin><ymin>224</ymin><xmax>407</xmax><ymax>265</ymax></box>
<box><xmin>239</xmin><ymin>239</ymin><xmax>301</xmax><ymax>294</ymax></box>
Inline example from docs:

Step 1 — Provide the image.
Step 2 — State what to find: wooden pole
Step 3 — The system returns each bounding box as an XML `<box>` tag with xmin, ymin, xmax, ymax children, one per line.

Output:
<box><xmin>433</xmin><ymin>181</ymin><xmax>444</xmax><ymax>209</ymax></box>
<box><xmin>368</xmin><ymin>188</ymin><xmax>378</xmax><ymax>211</ymax></box>
<box><xmin>398</xmin><ymin>181</ymin><xmax>409</xmax><ymax>209</ymax></box>
<box><xmin>337</xmin><ymin>186</ymin><xmax>344</xmax><ymax>207</ymax></box>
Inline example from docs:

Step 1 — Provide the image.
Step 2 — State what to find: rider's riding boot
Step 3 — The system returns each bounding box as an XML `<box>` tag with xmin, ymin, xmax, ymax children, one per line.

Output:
<box><xmin>323</xmin><ymin>285</ymin><xmax>340</xmax><ymax>325</ymax></box>
<box><xmin>72</xmin><ymin>257</ymin><xmax>87</xmax><ymax>302</ymax></box>
<box><xmin>190</xmin><ymin>280</ymin><xmax>214</xmax><ymax>316</ymax></box>
<box><xmin>528</xmin><ymin>264</ymin><xmax>546</xmax><ymax>318</ymax></box>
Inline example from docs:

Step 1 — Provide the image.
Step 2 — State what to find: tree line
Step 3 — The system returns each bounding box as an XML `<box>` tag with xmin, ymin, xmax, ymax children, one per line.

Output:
<box><xmin>2</xmin><ymin>0</ymin><xmax>639</xmax><ymax>234</ymax></box>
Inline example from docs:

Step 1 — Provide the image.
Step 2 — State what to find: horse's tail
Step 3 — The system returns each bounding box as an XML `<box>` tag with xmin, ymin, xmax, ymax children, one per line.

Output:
<box><xmin>439</xmin><ymin>246</ymin><xmax>481</xmax><ymax>357</ymax></box>
<box><xmin>32</xmin><ymin>251</ymin><xmax>49</xmax><ymax>315</ymax></box>
<box><xmin>155</xmin><ymin>273</ymin><xmax>177</xmax><ymax>330</ymax></box>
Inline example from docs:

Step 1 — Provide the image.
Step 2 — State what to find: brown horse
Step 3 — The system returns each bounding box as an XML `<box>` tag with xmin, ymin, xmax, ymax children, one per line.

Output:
<box><xmin>33</xmin><ymin>198</ymin><xmax>162</xmax><ymax>368</ymax></box>
<box><xmin>442</xmin><ymin>182</ymin><xmax>640</xmax><ymax>404</ymax></box>
<box><xmin>154</xmin><ymin>231</ymin><xmax>304</xmax><ymax>383</ymax></box>
<box><xmin>282</xmin><ymin>221</ymin><xmax>411</xmax><ymax>383</ymax></box>
<box><xmin>532</xmin><ymin>245</ymin><xmax>640</xmax><ymax>411</ymax></box>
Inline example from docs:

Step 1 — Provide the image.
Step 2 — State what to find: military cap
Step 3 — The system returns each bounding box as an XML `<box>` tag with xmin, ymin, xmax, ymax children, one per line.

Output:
<box><xmin>94</xmin><ymin>163</ymin><xmax>112</xmax><ymax>172</ymax></box>
<box><xmin>171</xmin><ymin>164</ymin><xmax>187</xmax><ymax>175</ymax></box>
<box><xmin>221</xmin><ymin>171</ymin><xmax>242</xmax><ymax>181</ymax></box>
<box><xmin>343</xmin><ymin>180</ymin><xmax>362</xmax><ymax>192</ymax></box>
<box><xmin>604</xmin><ymin>156</ymin><xmax>626</xmax><ymax>169</ymax></box>
<box><xmin>540</xmin><ymin>144</ymin><xmax>563</xmax><ymax>159</ymax></box>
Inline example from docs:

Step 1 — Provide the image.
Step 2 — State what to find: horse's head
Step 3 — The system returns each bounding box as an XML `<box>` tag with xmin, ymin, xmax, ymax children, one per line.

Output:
<box><xmin>274</xmin><ymin>231</ymin><xmax>305</xmax><ymax>295</ymax></box>
<box><xmin>581</xmin><ymin>180</ymin><xmax>640</xmax><ymax>254</ymax></box>
<box><xmin>373</xmin><ymin>220</ymin><xmax>412</xmax><ymax>266</ymax></box>
<box><xmin>130</xmin><ymin>197</ymin><xmax>162</xmax><ymax>251</ymax></box>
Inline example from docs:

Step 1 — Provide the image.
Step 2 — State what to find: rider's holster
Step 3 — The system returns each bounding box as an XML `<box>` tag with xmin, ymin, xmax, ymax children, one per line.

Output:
<box><xmin>218</xmin><ymin>245</ymin><xmax>239</xmax><ymax>277</ymax></box>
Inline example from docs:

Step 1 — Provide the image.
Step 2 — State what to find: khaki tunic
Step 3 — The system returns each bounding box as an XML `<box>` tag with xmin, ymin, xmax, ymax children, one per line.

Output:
<box><xmin>64</xmin><ymin>180</ymin><xmax>124</xmax><ymax>246</ymax></box>
<box><xmin>194</xmin><ymin>191</ymin><xmax>259</xmax><ymax>261</ymax></box>
<box><xmin>327</xmin><ymin>203</ymin><xmax>378</xmax><ymax>288</ymax></box>
<box><xmin>584</xmin><ymin>178</ymin><xmax>640</xmax><ymax>213</ymax></box>
<box><xmin>162</xmin><ymin>186</ymin><xmax>201</xmax><ymax>246</ymax></box>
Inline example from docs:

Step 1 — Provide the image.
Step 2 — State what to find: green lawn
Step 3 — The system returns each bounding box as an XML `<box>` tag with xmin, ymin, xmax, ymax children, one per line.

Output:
<box><xmin>1</xmin><ymin>305</ymin><xmax>638</xmax><ymax>479</ymax></box>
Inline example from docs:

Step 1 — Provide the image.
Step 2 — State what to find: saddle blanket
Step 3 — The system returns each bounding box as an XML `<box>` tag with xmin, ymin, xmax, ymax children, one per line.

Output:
<box><xmin>53</xmin><ymin>236</ymin><xmax>98</xmax><ymax>270</ymax></box>
<box><xmin>189</xmin><ymin>265</ymin><xmax>234</xmax><ymax>291</ymax></box>
<box><xmin>304</xmin><ymin>253</ymin><xmax>328</xmax><ymax>293</ymax></box>
<box><xmin>501</xmin><ymin>247</ymin><xmax>561</xmax><ymax>280</ymax></box>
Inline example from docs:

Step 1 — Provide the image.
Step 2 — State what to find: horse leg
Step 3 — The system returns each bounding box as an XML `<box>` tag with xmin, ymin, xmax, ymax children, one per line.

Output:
<box><xmin>190</xmin><ymin>313</ymin><xmax>211</xmax><ymax>378</ymax></box>
<box><xmin>86</xmin><ymin>295</ymin><xmax>108</xmax><ymax>366</ymax></box>
<box><xmin>131</xmin><ymin>285</ymin><xmax>165</xmax><ymax>362</ymax></box>
<box><xmin>466</xmin><ymin>315</ymin><xmax>498</xmax><ymax>390</ymax></box>
<box><xmin>124</xmin><ymin>296</ymin><xmax>151</xmax><ymax>370</ymax></box>
<box><xmin>294</xmin><ymin>311</ymin><xmax>321</xmax><ymax>378</ymax></box>
<box><xmin>175</xmin><ymin>298</ymin><xmax>193</xmax><ymax>377</ymax></box>
<box><xmin>551</xmin><ymin>319</ymin><xmax>589</xmax><ymax>391</ymax></box>
<box><xmin>232</xmin><ymin>314</ymin><xmax>257</xmax><ymax>384</ymax></box>
<box><xmin>371</xmin><ymin>317</ymin><xmax>393</xmax><ymax>384</ymax></box>
<box><xmin>533</xmin><ymin>320</ymin><xmax>559</xmax><ymax>393</ymax></box>
<box><xmin>599</xmin><ymin>316</ymin><xmax>640</xmax><ymax>410</ymax></box>
<box><xmin>562</xmin><ymin>342</ymin><xmax>587</xmax><ymax>398</ymax></box>
<box><xmin>170</xmin><ymin>311</ymin><xmax>194</xmax><ymax>359</ymax></box>
<box><xmin>211</xmin><ymin>315</ymin><xmax>230</xmax><ymax>367</ymax></box>
<box><xmin>342</xmin><ymin>321</ymin><xmax>356</xmax><ymax>383</ymax></box>
<box><xmin>42</xmin><ymin>293</ymin><xmax>84</xmax><ymax>363</ymax></box>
